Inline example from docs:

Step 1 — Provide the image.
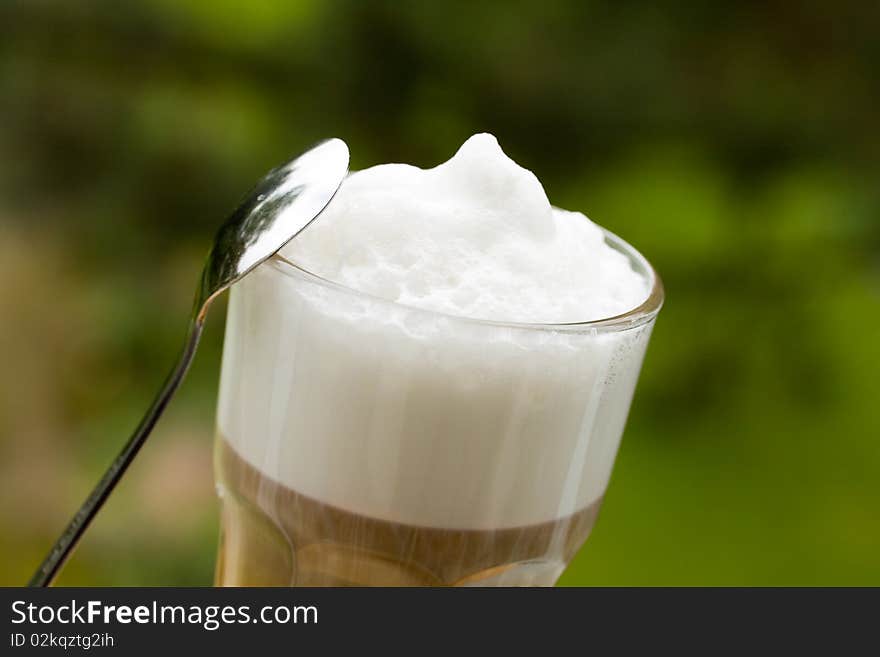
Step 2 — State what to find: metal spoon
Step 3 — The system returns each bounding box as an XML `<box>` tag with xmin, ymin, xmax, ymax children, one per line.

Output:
<box><xmin>28</xmin><ymin>138</ymin><xmax>350</xmax><ymax>586</ymax></box>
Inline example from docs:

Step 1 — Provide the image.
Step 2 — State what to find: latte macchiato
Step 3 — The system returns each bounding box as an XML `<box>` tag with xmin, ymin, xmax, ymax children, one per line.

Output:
<box><xmin>213</xmin><ymin>134</ymin><xmax>660</xmax><ymax>586</ymax></box>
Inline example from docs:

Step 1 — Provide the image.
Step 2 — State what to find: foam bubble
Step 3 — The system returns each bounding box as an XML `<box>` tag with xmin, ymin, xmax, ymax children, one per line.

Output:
<box><xmin>283</xmin><ymin>133</ymin><xmax>650</xmax><ymax>323</ymax></box>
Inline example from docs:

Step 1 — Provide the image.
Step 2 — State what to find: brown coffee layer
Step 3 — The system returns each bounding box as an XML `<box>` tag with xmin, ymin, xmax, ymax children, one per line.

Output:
<box><xmin>215</xmin><ymin>440</ymin><xmax>601</xmax><ymax>586</ymax></box>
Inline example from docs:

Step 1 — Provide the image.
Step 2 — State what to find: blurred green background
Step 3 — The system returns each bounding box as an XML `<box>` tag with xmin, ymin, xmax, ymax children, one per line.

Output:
<box><xmin>1</xmin><ymin>1</ymin><xmax>878</xmax><ymax>586</ymax></box>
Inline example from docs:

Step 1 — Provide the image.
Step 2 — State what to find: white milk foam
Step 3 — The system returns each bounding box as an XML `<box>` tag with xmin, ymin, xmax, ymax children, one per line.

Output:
<box><xmin>217</xmin><ymin>134</ymin><xmax>654</xmax><ymax>530</ymax></box>
<box><xmin>283</xmin><ymin>133</ymin><xmax>649</xmax><ymax>324</ymax></box>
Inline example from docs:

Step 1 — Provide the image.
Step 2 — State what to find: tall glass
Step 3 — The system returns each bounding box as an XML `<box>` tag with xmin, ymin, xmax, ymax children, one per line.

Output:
<box><xmin>213</xmin><ymin>228</ymin><xmax>663</xmax><ymax>586</ymax></box>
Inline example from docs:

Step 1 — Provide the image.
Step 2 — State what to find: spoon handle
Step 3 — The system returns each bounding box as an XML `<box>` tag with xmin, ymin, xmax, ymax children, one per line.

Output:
<box><xmin>28</xmin><ymin>319</ymin><xmax>206</xmax><ymax>587</ymax></box>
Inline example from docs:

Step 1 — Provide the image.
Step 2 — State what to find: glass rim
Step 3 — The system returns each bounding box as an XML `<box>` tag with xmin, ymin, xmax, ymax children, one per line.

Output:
<box><xmin>270</xmin><ymin>226</ymin><xmax>664</xmax><ymax>333</ymax></box>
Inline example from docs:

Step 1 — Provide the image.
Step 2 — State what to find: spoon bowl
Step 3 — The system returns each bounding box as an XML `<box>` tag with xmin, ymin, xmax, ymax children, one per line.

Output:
<box><xmin>197</xmin><ymin>138</ymin><xmax>350</xmax><ymax>316</ymax></box>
